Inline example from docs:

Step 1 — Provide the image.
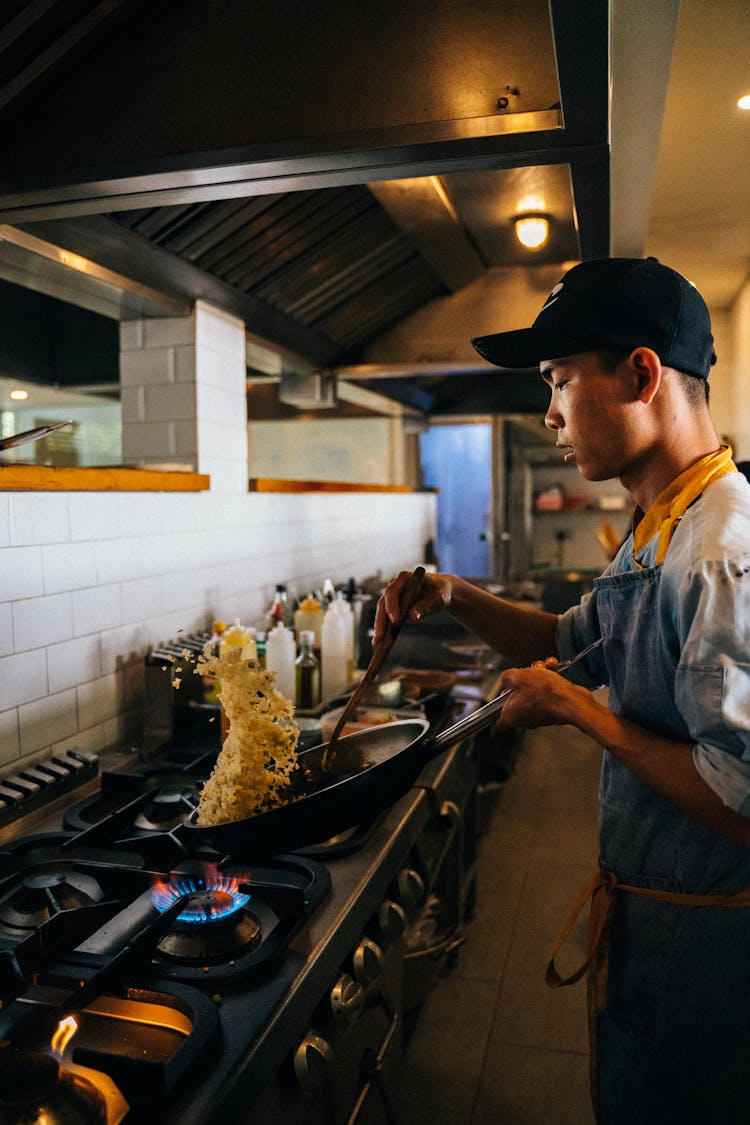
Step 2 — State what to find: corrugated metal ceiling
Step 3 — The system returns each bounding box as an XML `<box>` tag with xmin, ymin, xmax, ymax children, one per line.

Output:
<box><xmin>112</xmin><ymin>189</ymin><xmax>447</xmax><ymax>356</ymax></box>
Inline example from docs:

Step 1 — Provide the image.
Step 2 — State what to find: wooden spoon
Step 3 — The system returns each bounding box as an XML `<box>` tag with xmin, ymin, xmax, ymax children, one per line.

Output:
<box><xmin>322</xmin><ymin>566</ymin><xmax>426</xmax><ymax>766</ymax></box>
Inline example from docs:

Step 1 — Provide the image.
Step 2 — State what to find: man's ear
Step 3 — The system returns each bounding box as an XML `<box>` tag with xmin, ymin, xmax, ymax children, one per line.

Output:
<box><xmin>628</xmin><ymin>347</ymin><xmax>662</xmax><ymax>403</ymax></box>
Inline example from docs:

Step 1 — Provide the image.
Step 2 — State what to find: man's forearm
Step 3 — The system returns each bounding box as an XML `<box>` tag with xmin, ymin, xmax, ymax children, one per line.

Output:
<box><xmin>448</xmin><ymin>578</ymin><xmax>560</xmax><ymax>666</ymax></box>
<box><xmin>574</xmin><ymin>691</ymin><xmax>750</xmax><ymax>849</ymax></box>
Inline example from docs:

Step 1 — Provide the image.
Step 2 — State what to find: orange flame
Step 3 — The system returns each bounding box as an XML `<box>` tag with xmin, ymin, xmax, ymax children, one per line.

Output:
<box><xmin>51</xmin><ymin>1014</ymin><xmax>78</xmax><ymax>1057</ymax></box>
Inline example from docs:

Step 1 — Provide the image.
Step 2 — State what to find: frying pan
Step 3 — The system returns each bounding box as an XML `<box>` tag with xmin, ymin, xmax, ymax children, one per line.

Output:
<box><xmin>177</xmin><ymin>638</ymin><xmax>602</xmax><ymax>857</ymax></box>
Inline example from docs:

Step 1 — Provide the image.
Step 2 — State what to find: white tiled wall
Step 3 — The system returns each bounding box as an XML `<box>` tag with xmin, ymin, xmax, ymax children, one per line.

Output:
<box><xmin>0</xmin><ymin>486</ymin><xmax>436</xmax><ymax>776</ymax></box>
<box><xmin>120</xmin><ymin>301</ymin><xmax>248</xmax><ymax>492</ymax></box>
<box><xmin>1</xmin><ymin>299</ymin><xmax>435</xmax><ymax>778</ymax></box>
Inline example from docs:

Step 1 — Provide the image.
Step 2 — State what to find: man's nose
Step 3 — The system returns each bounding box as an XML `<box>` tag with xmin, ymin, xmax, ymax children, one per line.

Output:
<box><xmin>544</xmin><ymin>401</ymin><xmax>561</xmax><ymax>430</ymax></box>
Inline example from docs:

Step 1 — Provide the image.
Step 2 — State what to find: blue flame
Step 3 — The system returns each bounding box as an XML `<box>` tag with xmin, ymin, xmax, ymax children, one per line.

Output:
<box><xmin>151</xmin><ymin>873</ymin><xmax>250</xmax><ymax>923</ymax></box>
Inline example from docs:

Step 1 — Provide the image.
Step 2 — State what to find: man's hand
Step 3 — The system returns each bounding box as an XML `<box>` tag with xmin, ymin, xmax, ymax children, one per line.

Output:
<box><xmin>372</xmin><ymin>571</ymin><xmax>455</xmax><ymax>645</ymax></box>
<box><xmin>496</xmin><ymin>662</ymin><xmax>591</xmax><ymax>728</ymax></box>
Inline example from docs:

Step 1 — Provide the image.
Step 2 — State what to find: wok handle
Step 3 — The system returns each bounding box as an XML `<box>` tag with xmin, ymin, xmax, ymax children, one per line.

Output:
<box><xmin>425</xmin><ymin>687</ymin><xmax>514</xmax><ymax>756</ymax></box>
<box><xmin>325</xmin><ymin>567</ymin><xmax>426</xmax><ymax>753</ymax></box>
<box><xmin>423</xmin><ymin>638</ymin><xmax>603</xmax><ymax>757</ymax></box>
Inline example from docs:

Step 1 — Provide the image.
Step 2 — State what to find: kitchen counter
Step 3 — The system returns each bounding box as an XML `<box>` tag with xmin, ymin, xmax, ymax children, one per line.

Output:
<box><xmin>177</xmin><ymin>785</ymin><xmax>434</xmax><ymax>1123</ymax></box>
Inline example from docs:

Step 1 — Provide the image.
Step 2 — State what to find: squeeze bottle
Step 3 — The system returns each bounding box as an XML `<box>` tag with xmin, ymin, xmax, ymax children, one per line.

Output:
<box><xmin>265</xmin><ymin>623</ymin><xmax>297</xmax><ymax>701</ymax></box>
<box><xmin>294</xmin><ymin>595</ymin><xmax>323</xmax><ymax>653</ymax></box>
<box><xmin>321</xmin><ymin>602</ymin><xmax>350</xmax><ymax>700</ymax></box>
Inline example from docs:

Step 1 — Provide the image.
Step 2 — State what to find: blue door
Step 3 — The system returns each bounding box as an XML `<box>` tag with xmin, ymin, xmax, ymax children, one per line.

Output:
<box><xmin>419</xmin><ymin>423</ymin><xmax>492</xmax><ymax>577</ymax></box>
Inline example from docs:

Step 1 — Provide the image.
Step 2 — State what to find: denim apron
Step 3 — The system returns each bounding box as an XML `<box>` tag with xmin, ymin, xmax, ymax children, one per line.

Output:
<box><xmin>590</xmin><ymin>563</ymin><xmax>750</xmax><ymax>1125</ymax></box>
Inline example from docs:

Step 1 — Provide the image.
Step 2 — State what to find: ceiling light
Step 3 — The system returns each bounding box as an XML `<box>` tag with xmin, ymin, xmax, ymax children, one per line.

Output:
<box><xmin>738</xmin><ymin>94</ymin><xmax>750</xmax><ymax>110</ymax></box>
<box><xmin>514</xmin><ymin>214</ymin><xmax>550</xmax><ymax>250</ymax></box>
<box><xmin>9</xmin><ymin>389</ymin><xmax>29</xmax><ymax>401</ymax></box>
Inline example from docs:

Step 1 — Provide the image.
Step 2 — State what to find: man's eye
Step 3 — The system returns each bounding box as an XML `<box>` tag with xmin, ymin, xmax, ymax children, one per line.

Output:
<box><xmin>553</xmin><ymin>380</ymin><xmax>568</xmax><ymax>392</ymax></box>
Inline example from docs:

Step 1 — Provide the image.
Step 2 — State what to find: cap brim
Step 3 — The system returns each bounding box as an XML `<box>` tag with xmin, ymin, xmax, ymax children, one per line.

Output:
<box><xmin>470</xmin><ymin>328</ymin><xmax>602</xmax><ymax>370</ymax></box>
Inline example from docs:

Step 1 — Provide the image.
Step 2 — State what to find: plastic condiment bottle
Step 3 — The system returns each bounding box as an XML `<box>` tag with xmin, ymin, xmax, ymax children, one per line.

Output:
<box><xmin>219</xmin><ymin>618</ymin><xmax>257</xmax><ymax>663</ymax></box>
<box><xmin>295</xmin><ymin>630</ymin><xmax>320</xmax><ymax>709</ymax></box>
<box><xmin>321</xmin><ymin>601</ymin><xmax>350</xmax><ymax>700</ymax></box>
<box><xmin>294</xmin><ymin>595</ymin><xmax>323</xmax><ymax>653</ymax></box>
<box><xmin>331</xmin><ymin>594</ymin><xmax>355</xmax><ymax>682</ymax></box>
<box><xmin>265</xmin><ymin>623</ymin><xmax>297</xmax><ymax>701</ymax></box>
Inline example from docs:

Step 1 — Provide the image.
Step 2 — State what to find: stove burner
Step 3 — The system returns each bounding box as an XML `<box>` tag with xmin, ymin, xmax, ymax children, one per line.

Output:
<box><xmin>0</xmin><ymin>1051</ymin><xmax>107</xmax><ymax>1124</ymax></box>
<box><xmin>0</xmin><ymin>869</ymin><xmax>104</xmax><ymax>932</ymax></box>
<box><xmin>133</xmin><ymin>787</ymin><xmax>199</xmax><ymax>832</ymax></box>
<box><xmin>152</xmin><ymin>873</ymin><xmax>261</xmax><ymax>963</ymax></box>
<box><xmin>152</xmin><ymin>874</ymin><xmax>250</xmax><ymax>923</ymax></box>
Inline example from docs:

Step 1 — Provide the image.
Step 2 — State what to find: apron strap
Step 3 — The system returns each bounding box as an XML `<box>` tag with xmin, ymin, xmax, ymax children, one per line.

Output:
<box><xmin>546</xmin><ymin>866</ymin><xmax>750</xmax><ymax>1007</ymax></box>
<box><xmin>546</xmin><ymin>866</ymin><xmax>750</xmax><ymax>1124</ymax></box>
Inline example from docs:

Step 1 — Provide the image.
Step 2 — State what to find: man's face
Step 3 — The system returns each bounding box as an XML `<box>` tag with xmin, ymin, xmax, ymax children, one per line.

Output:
<box><xmin>540</xmin><ymin>351</ymin><xmax>641</xmax><ymax>481</ymax></box>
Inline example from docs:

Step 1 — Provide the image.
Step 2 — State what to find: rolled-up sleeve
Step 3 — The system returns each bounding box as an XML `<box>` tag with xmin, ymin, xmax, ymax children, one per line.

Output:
<box><xmin>675</xmin><ymin>556</ymin><xmax>750</xmax><ymax>816</ymax></box>
<box><xmin>684</xmin><ymin>659</ymin><xmax>750</xmax><ymax>815</ymax></box>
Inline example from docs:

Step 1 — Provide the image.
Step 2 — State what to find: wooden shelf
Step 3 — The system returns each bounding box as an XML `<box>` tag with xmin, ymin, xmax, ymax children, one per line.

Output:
<box><xmin>249</xmin><ymin>478</ymin><xmax>417</xmax><ymax>493</ymax></box>
<box><xmin>0</xmin><ymin>465</ymin><xmax>210</xmax><ymax>491</ymax></box>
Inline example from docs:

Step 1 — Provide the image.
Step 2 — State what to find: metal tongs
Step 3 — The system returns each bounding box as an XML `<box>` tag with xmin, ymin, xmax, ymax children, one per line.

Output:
<box><xmin>0</xmin><ymin>420</ymin><xmax>74</xmax><ymax>451</ymax></box>
<box><xmin>428</xmin><ymin>637</ymin><xmax>605</xmax><ymax>748</ymax></box>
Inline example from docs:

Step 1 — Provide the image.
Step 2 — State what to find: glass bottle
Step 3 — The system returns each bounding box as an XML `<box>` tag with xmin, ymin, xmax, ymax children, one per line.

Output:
<box><xmin>295</xmin><ymin>630</ymin><xmax>321</xmax><ymax>710</ymax></box>
<box><xmin>267</xmin><ymin>584</ymin><xmax>294</xmax><ymax>631</ymax></box>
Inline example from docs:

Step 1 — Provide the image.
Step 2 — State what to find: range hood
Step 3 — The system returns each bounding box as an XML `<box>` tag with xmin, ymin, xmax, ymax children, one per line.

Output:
<box><xmin>0</xmin><ymin>0</ymin><xmax>679</xmax><ymax>417</ymax></box>
<box><xmin>278</xmin><ymin>372</ymin><xmax>337</xmax><ymax>410</ymax></box>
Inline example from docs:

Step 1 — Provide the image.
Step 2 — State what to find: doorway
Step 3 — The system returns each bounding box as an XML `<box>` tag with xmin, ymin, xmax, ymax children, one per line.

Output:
<box><xmin>419</xmin><ymin>422</ymin><xmax>492</xmax><ymax>577</ymax></box>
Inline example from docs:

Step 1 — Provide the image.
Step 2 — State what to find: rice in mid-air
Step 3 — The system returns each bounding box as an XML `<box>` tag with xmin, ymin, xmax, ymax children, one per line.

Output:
<box><xmin>194</xmin><ymin>645</ymin><xmax>299</xmax><ymax>826</ymax></box>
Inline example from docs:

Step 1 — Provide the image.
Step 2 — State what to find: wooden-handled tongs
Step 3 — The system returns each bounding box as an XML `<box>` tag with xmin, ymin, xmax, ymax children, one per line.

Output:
<box><xmin>322</xmin><ymin>566</ymin><xmax>426</xmax><ymax>766</ymax></box>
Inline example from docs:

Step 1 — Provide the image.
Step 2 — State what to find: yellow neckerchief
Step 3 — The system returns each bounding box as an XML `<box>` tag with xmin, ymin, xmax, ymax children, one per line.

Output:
<box><xmin>631</xmin><ymin>444</ymin><xmax>737</xmax><ymax>568</ymax></box>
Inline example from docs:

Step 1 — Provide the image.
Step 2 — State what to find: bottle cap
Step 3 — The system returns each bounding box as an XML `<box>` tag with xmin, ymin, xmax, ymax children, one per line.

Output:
<box><xmin>298</xmin><ymin>595</ymin><xmax>321</xmax><ymax>612</ymax></box>
<box><xmin>300</xmin><ymin>630</ymin><xmax>315</xmax><ymax>645</ymax></box>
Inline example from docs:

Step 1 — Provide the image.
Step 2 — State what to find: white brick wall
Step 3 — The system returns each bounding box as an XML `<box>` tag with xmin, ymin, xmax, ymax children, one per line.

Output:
<box><xmin>0</xmin><ymin>486</ymin><xmax>436</xmax><ymax>776</ymax></box>
<box><xmin>0</xmin><ymin>299</ymin><xmax>435</xmax><ymax>778</ymax></box>
<box><xmin>120</xmin><ymin>302</ymin><xmax>249</xmax><ymax>491</ymax></box>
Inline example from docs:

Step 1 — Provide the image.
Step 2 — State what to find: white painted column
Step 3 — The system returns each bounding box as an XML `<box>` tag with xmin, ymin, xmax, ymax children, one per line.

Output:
<box><xmin>193</xmin><ymin>301</ymin><xmax>248</xmax><ymax>492</ymax></box>
<box><xmin>119</xmin><ymin>301</ymin><xmax>247</xmax><ymax>491</ymax></box>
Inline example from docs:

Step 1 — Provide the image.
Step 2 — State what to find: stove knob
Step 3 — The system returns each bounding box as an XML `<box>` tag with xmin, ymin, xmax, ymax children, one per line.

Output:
<box><xmin>378</xmin><ymin>898</ymin><xmax>407</xmax><ymax>940</ymax></box>
<box><xmin>396</xmin><ymin>867</ymin><xmax>426</xmax><ymax>912</ymax></box>
<box><xmin>294</xmin><ymin>1032</ymin><xmax>335</xmax><ymax>1091</ymax></box>
<box><xmin>352</xmin><ymin>937</ymin><xmax>384</xmax><ymax>984</ymax></box>
<box><xmin>330</xmin><ymin>973</ymin><xmax>365</xmax><ymax>1022</ymax></box>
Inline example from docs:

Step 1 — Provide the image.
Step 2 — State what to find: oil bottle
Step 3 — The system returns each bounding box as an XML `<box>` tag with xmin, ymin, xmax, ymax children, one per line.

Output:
<box><xmin>295</xmin><ymin>630</ymin><xmax>320</xmax><ymax>710</ymax></box>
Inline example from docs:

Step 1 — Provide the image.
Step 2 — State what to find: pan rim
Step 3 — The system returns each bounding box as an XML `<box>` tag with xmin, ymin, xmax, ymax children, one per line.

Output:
<box><xmin>180</xmin><ymin>717</ymin><xmax>431</xmax><ymax>832</ymax></box>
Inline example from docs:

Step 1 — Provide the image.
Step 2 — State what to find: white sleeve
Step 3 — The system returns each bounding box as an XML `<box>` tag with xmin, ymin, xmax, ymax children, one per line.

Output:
<box><xmin>693</xmin><ymin>744</ymin><xmax>750</xmax><ymax>817</ymax></box>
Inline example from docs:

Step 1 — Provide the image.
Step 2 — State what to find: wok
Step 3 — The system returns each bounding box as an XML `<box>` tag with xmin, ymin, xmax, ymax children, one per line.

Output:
<box><xmin>178</xmin><ymin>639</ymin><xmax>603</xmax><ymax>857</ymax></box>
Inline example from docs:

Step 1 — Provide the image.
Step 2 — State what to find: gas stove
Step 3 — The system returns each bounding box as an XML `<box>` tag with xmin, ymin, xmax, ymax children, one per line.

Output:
<box><xmin>0</xmin><ymin>728</ymin><xmax>341</xmax><ymax>1124</ymax></box>
<box><xmin>0</xmin><ymin>680</ymin><xmax>475</xmax><ymax>1124</ymax></box>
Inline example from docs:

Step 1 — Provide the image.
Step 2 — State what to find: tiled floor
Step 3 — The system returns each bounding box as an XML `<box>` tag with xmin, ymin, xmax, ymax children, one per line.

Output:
<box><xmin>398</xmin><ymin>722</ymin><xmax>602</xmax><ymax>1124</ymax></box>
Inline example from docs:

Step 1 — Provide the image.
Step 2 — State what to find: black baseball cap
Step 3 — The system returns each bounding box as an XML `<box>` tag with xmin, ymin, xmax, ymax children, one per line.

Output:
<box><xmin>471</xmin><ymin>257</ymin><xmax>716</xmax><ymax>379</ymax></box>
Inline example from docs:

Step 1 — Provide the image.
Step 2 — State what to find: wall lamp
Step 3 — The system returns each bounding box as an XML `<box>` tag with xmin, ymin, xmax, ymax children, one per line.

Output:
<box><xmin>514</xmin><ymin>214</ymin><xmax>550</xmax><ymax>250</ymax></box>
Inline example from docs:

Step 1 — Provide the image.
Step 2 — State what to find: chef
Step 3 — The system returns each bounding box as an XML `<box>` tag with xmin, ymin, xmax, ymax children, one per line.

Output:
<box><xmin>375</xmin><ymin>258</ymin><xmax>750</xmax><ymax>1124</ymax></box>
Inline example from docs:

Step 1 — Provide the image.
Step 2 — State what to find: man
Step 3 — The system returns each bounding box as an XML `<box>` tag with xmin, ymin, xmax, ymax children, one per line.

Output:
<box><xmin>375</xmin><ymin>258</ymin><xmax>750</xmax><ymax>1124</ymax></box>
